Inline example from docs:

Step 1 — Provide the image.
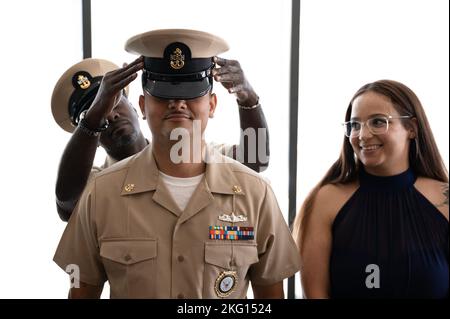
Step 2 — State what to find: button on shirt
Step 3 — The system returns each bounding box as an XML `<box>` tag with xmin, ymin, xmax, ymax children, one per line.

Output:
<box><xmin>54</xmin><ymin>145</ymin><xmax>300</xmax><ymax>298</ymax></box>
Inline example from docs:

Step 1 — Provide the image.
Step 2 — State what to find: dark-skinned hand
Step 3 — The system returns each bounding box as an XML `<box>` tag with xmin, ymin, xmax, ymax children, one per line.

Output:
<box><xmin>212</xmin><ymin>56</ymin><xmax>259</xmax><ymax>108</ymax></box>
<box><xmin>84</xmin><ymin>56</ymin><xmax>144</xmax><ymax>128</ymax></box>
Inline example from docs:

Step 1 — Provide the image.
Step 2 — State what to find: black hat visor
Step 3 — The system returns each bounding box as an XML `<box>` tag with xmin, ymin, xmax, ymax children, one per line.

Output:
<box><xmin>144</xmin><ymin>76</ymin><xmax>212</xmax><ymax>100</ymax></box>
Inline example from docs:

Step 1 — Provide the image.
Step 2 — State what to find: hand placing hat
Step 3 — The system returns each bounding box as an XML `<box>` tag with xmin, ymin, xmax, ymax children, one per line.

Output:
<box><xmin>83</xmin><ymin>56</ymin><xmax>144</xmax><ymax>129</ymax></box>
<box><xmin>213</xmin><ymin>57</ymin><xmax>259</xmax><ymax>108</ymax></box>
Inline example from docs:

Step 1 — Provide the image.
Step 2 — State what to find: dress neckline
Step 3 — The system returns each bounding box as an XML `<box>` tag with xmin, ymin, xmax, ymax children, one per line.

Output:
<box><xmin>359</xmin><ymin>167</ymin><xmax>416</xmax><ymax>191</ymax></box>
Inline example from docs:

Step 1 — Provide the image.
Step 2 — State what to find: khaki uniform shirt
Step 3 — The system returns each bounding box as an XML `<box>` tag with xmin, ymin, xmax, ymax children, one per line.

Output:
<box><xmin>90</xmin><ymin>155</ymin><xmax>117</xmax><ymax>178</ymax></box>
<box><xmin>89</xmin><ymin>143</ymin><xmax>233</xmax><ymax>176</ymax></box>
<box><xmin>54</xmin><ymin>145</ymin><xmax>300</xmax><ymax>299</ymax></box>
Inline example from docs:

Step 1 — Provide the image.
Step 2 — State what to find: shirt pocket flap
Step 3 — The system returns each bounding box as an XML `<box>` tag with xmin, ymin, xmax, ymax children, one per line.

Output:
<box><xmin>205</xmin><ymin>243</ymin><xmax>259</xmax><ymax>269</ymax></box>
<box><xmin>100</xmin><ymin>239</ymin><xmax>157</xmax><ymax>265</ymax></box>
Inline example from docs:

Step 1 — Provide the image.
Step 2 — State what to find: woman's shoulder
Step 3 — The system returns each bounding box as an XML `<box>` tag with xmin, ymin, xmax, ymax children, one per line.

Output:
<box><xmin>316</xmin><ymin>181</ymin><xmax>359</xmax><ymax>203</ymax></box>
<box><xmin>414</xmin><ymin>177</ymin><xmax>449</xmax><ymax>221</ymax></box>
<box><xmin>313</xmin><ymin>181</ymin><xmax>359</xmax><ymax>223</ymax></box>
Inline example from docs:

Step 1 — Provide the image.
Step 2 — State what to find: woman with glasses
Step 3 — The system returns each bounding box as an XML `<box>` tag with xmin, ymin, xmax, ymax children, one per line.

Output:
<box><xmin>293</xmin><ymin>79</ymin><xmax>448</xmax><ymax>298</ymax></box>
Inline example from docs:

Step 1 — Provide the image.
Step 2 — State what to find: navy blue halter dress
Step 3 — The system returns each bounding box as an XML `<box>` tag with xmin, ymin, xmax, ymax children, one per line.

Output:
<box><xmin>330</xmin><ymin>168</ymin><xmax>448</xmax><ymax>298</ymax></box>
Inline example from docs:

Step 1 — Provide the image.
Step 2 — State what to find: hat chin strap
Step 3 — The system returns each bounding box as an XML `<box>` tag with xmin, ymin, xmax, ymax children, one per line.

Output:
<box><xmin>142</xmin><ymin>71</ymin><xmax>213</xmax><ymax>100</ymax></box>
<box><xmin>144</xmin><ymin>69</ymin><xmax>212</xmax><ymax>82</ymax></box>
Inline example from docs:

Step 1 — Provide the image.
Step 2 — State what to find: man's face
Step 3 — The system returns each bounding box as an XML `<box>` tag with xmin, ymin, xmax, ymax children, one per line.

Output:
<box><xmin>99</xmin><ymin>95</ymin><xmax>141</xmax><ymax>157</ymax></box>
<box><xmin>139</xmin><ymin>92</ymin><xmax>217</xmax><ymax>141</ymax></box>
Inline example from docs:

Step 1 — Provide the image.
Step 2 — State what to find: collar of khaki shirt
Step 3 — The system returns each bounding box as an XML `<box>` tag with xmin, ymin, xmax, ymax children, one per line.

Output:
<box><xmin>117</xmin><ymin>144</ymin><xmax>246</xmax><ymax>222</ymax></box>
<box><xmin>120</xmin><ymin>144</ymin><xmax>245</xmax><ymax>196</ymax></box>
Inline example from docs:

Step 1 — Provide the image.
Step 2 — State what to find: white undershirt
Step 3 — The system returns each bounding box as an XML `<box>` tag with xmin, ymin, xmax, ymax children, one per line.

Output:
<box><xmin>158</xmin><ymin>171</ymin><xmax>205</xmax><ymax>211</ymax></box>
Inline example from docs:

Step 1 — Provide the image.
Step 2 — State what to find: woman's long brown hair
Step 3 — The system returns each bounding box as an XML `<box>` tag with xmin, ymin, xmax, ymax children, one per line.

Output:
<box><xmin>293</xmin><ymin>80</ymin><xmax>449</xmax><ymax>252</ymax></box>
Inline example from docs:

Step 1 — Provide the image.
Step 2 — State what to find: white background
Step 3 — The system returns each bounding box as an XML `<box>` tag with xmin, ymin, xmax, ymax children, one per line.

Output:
<box><xmin>0</xmin><ymin>0</ymin><xmax>447</xmax><ymax>299</ymax></box>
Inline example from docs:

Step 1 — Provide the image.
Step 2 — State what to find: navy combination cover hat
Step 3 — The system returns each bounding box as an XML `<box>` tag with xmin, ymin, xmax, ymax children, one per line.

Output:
<box><xmin>124</xmin><ymin>29</ymin><xmax>229</xmax><ymax>100</ymax></box>
<box><xmin>51</xmin><ymin>59</ymin><xmax>123</xmax><ymax>133</ymax></box>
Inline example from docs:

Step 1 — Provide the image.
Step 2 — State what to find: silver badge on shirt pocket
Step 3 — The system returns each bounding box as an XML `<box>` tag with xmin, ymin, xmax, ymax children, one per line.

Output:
<box><xmin>218</xmin><ymin>212</ymin><xmax>247</xmax><ymax>223</ymax></box>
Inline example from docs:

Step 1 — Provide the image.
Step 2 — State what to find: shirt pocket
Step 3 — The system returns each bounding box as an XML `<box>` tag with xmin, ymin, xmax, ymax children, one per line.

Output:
<box><xmin>100</xmin><ymin>238</ymin><xmax>157</xmax><ymax>298</ymax></box>
<box><xmin>203</xmin><ymin>242</ymin><xmax>259</xmax><ymax>298</ymax></box>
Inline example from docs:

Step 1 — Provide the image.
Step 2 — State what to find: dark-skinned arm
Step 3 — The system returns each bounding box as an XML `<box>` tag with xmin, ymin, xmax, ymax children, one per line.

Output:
<box><xmin>237</xmin><ymin>104</ymin><xmax>270</xmax><ymax>172</ymax></box>
<box><xmin>55</xmin><ymin>57</ymin><xmax>144</xmax><ymax>221</ymax></box>
<box><xmin>55</xmin><ymin>128</ymin><xmax>101</xmax><ymax>221</ymax></box>
<box><xmin>213</xmin><ymin>57</ymin><xmax>270</xmax><ymax>172</ymax></box>
<box><xmin>252</xmin><ymin>281</ymin><xmax>284</xmax><ymax>299</ymax></box>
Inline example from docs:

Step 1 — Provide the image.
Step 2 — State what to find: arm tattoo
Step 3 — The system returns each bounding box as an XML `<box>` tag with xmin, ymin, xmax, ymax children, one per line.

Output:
<box><xmin>436</xmin><ymin>183</ymin><xmax>449</xmax><ymax>208</ymax></box>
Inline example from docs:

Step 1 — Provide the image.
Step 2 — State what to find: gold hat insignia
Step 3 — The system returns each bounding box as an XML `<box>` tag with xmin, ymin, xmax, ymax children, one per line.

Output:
<box><xmin>77</xmin><ymin>75</ymin><xmax>91</xmax><ymax>89</ymax></box>
<box><xmin>170</xmin><ymin>48</ymin><xmax>185</xmax><ymax>70</ymax></box>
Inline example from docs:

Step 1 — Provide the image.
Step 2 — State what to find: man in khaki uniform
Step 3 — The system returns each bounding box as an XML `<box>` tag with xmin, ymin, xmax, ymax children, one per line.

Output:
<box><xmin>52</xmin><ymin>54</ymin><xmax>270</xmax><ymax>222</ymax></box>
<box><xmin>54</xmin><ymin>29</ymin><xmax>299</xmax><ymax>299</ymax></box>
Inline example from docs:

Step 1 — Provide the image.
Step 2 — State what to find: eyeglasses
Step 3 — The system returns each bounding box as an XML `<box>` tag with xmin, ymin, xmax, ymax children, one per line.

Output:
<box><xmin>343</xmin><ymin>115</ymin><xmax>412</xmax><ymax>138</ymax></box>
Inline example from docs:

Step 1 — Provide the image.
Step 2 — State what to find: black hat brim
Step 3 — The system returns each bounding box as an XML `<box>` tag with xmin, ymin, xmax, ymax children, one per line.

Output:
<box><xmin>144</xmin><ymin>78</ymin><xmax>211</xmax><ymax>100</ymax></box>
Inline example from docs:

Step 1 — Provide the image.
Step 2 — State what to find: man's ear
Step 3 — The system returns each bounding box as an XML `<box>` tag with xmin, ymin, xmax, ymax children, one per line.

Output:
<box><xmin>209</xmin><ymin>93</ymin><xmax>217</xmax><ymax>118</ymax></box>
<box><xmin>139</xmin><ymin>95</ymin><xmax>146</xmax><ymax>118</ymax></box>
